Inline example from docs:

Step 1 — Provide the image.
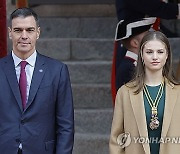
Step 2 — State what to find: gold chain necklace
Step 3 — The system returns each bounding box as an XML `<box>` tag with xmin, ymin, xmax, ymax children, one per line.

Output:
<box><xmin>143</xmin><ymin>82</ymin><xmax>164</xmax><ymax>130</ymax></box>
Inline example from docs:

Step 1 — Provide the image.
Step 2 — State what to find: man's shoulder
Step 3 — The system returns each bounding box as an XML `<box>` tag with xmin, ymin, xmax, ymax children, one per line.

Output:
<box><xmin>0</xmin><ymin>54</ymin><xmax>12</xmax><ymax>64</ymax></box>
<box><xmin>38</xmin><ymin>53</ymin><xmax>65</xmax><ymax>67</ymax></box>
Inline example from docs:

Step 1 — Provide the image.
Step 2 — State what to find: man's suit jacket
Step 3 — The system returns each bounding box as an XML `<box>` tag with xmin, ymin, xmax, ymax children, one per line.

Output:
<box><xmin>0</xmin><ymin>53</ymin><xmax>74</xmax><ymax>154</ymax></box>
<box><xmin>109</xmin><ymin>79</ymin><xmax>180</xmax><ymax>154</ymax></box>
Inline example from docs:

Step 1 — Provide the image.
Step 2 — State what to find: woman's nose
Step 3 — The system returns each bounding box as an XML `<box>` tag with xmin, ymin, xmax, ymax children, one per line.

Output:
<box><xmin>152</xmin><ymin>52</ymin><xmax>158</xmax><ymax>60</ymax></box>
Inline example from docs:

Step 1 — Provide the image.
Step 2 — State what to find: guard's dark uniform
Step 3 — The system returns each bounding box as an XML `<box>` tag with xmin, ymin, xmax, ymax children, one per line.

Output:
<box><xmin>116</xmin><ymin>0</ymin><xmax>178</xmax><ymax>21</ymax></box>
<box><xmin>116</xmin><ymin>51</ymin><xmax>137</xmax><ymax>88</ymax></box>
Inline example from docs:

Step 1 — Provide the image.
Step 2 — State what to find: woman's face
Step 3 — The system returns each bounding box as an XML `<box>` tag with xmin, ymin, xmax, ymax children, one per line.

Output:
<box><xmin>142</xmin><ymin>40</ymin><xmax>168</xmax><ymax>73</ymax></box>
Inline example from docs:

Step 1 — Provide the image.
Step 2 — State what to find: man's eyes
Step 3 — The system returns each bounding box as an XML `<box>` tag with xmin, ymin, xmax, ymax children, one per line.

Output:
<box><xmin>14</xmin><ymin>29</ymin><xmax>22</xmax><ymax>32</ymax></box>
<box><xmin>13</xmin><ymin>28</ymin><xmax>35</xmax><ymax>33</ymax></box>
<box><xmin>27</xmin><ymin>29</ymin><xmax>35</xmax><ymax>32</ymax></box>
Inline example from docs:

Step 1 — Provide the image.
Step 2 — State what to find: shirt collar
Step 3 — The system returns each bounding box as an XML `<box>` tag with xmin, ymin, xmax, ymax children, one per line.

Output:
<box><xmin>12</xmin><ymin>51</ymin><xmax>37</xmax><ymax>67</ymax></box>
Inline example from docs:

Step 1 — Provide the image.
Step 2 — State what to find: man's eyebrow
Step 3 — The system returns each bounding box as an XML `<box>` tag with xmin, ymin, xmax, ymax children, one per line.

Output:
<box><xmin>13</xmin><ymin>27</ymin><xmax>22</xmax><ymax>29</ymax></box>
<box><xmin>27</xmin><ymin>27</ymin><xmax>36</xmax><ymax>29</ymax></box>
<box><xmin>13</xmin><ymin>27</ymin><xmax>36</xmax><ymax>30</ymax></box>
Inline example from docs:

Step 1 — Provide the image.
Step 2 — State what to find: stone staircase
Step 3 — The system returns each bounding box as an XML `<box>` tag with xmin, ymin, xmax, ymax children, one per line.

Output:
<box><xmin>36</xmin><ymin>15</ymin><xmax>117</xmax><ymax>154</ymax></box>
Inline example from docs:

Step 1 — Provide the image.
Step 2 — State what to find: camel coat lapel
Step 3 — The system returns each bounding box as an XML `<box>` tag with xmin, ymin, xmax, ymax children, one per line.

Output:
<box><xmin>129</xmin><ymin>80</ymin><xmax>178</xmax><ymax>154</ymax></box>
<box><xmin>161</xmin><ymin>82</ymin><xmax>177</xmax><ymax>137</ymax></box>
<box><xmin>130</xmin><ymin>90</ymin><xmax>150</xmax><ymax>154</ymax></box>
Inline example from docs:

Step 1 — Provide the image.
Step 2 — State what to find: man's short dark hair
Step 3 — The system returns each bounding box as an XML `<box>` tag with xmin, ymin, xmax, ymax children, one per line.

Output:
<box><xmin>10</xmin><ymin>7</ymin><xmax>39</xmax><ymax>26</ymax></box>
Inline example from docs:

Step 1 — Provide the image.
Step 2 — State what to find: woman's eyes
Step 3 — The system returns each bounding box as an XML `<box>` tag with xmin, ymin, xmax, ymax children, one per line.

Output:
<box><xmin>157</xmin><ymin>50</ymin><xmax>164</xmax><ymax>53</ymax></box>
<box><xmin>145</xmin><ymin>50</ymin><xmax>153</xmax><ymax>54</ymax></box>
<box><xmin>145</xmin><ymin>50</ymin><xmax>165</xmax><ymax>54</ymax></box>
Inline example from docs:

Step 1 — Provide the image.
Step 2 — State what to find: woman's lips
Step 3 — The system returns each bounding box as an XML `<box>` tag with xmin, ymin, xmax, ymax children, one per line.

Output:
<box><xmin>151</xmin><ymin>62</ymin><xmax>160</xmax><ymax>65</ymax></box>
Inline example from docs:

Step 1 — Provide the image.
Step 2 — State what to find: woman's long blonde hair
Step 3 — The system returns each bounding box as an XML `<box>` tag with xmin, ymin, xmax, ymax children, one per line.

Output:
<box><xmin>130</xmin><ymin>31</ymin><xmax>179</xmax><ymax>94</ymax></box>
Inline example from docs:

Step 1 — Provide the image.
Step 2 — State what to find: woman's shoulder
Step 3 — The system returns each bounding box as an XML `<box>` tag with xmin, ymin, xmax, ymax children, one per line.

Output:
<box><xmin>117</xmin><ymin>81</ymin><xmax>137</xmax><ymax>94</ymax></box>
<box><xmin>173</xmin><ymin>84</ymin><xmax>180</xmax><ymax>89</ymax></box>
<box><xmin>165</xmin><ymin>78</ymin><xmax>180</xmax><ymax>89</ymax></box>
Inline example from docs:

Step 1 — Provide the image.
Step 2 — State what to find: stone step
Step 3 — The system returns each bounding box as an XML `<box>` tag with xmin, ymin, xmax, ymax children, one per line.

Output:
<box><xmin>32</xmin><ymin>4</ymin><xmax>116</xmax><ymax>17</ymax></box>
<box><xmin>74</xmin><ymin>109</ymin><xmax>113</xmax><ymax>154</ymax></box>
<box><xmin>73</xmin><ymin>133</ymin><xmax>109</xmax><ymax>154</ymax></box>
<box><xmin>169</xmin><ymin>38</ymin><xmax>180</xmax><ymax>72</ymax></box>
<box><xmin>72</xmin><ymin>95</ymin><xmax>113</xmax><ymax>153</ymax></box>
<box><xmin>72</xmin><ymin>84</ymin><xmax>112</xmax><ymax>108</ymax></box>
<box><xmin>75</xmin><ymin>109</ymin><xmax>112</xmax><ymax>134</ymax></box>
<box><xmin>36</xmin><ymin>38</ymin><xmax>114</xmax><ymax>61</ymax></box>
<box><xmin>73</xmin><ymin>90</ymin><xmax>112</xmax><ymax>153</ymax></box>
<box><xmin>36</xmin><ymin>38</ymin><xmax>180</xmax><ymax>62</ymax></box>
<box><xmin>39</xmin><ymin>17</ymin><xmax>117</xmax><ymax>38</ymax></box>
<box><xmin>65</xmin><ymin>61</ymin><xmax>111</xmax><ymax>84</ymax></box>
<box><xmin>29</xmin><ymin>18</ymin><xmax>180</xmax><ymax>39</ymax></box>
<box><xmin>34</xmin><ymin>37</ymin><xmax>180</xmax><ymax>67</ymax></box>
<box><xmin>38</xmin><ymin>17</ymin><xmax>180</xmax><ymax>38</ymax></box>
<box><xmin>169</xmin><ymin>38</ymin><xmax>180</xmax><ymax>63</ymax></box>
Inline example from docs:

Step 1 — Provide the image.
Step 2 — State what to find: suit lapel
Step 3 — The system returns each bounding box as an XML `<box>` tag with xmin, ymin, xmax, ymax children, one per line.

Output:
<box><xmin>130</xmin><ymin>89</ymin><xmax>150</xmax><ymax>154</ymax></box>
<box><xmin>2</xmin><ymin>55</ymin><xmax>23</xmax><ymax>111</ymax></box>
<box><xmin>161</xmin><ymin>82</ymin><xmax>177</xmax><ymax>137</ymax></box>
<box><xmin>25</xmin><ymin>54</ymin><xmax>46</xmax><ymax>111</ymax></box>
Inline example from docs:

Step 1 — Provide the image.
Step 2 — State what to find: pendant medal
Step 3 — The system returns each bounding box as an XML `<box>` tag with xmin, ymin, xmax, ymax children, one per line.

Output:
<box><xmin>149</xmin><ymin>114</ymin><xmax>159</xmax><ymax>130</ymax></box>
<box><xmin>143</xmin><ymin>82</ymin><xmax>164</xmax><ymax>130</ymax></box>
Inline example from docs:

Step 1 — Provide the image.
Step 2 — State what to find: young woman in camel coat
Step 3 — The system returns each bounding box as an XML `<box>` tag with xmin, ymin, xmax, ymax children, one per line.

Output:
<box><xmin>109</xmin><ymin>31</ymin><xmax>180</xmax><ymax>154</ymax></box>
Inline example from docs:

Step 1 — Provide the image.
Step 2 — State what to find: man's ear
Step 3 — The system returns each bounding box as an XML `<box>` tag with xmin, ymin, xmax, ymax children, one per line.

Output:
<box><xmin>130</xmin><ymin>38</ymin><xmax>139</xmax><ymax>48</ymax></box>
<box><xmin>36</xmin><ymin>27</ymin><xmax>40</xmax><ymax>39</ymax></box>
<box><xmin>8</xmin><ymin>27</ymin><xmax>12</xmax><ymax>39</ymax></box>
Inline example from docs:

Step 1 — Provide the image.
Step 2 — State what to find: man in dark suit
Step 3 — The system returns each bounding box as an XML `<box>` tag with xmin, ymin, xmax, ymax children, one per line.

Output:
<box><xmin>0</xmin><ymin>8</ymin><xmax>74</xmax><ymax>154</ymax></box>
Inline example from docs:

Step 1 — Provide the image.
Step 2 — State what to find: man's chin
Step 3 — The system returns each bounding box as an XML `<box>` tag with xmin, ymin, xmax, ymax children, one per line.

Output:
<box><xmin>16</xmin><ymin>49</ymin><xmax>33</xmax><ymax>54</ymax></box>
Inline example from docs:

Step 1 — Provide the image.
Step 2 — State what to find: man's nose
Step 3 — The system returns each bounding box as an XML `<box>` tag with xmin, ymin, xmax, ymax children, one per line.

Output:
<box><xmin>21</xmin><ymin>30</ymin><xmax>28</xmax><ymax>39</ymax></box>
